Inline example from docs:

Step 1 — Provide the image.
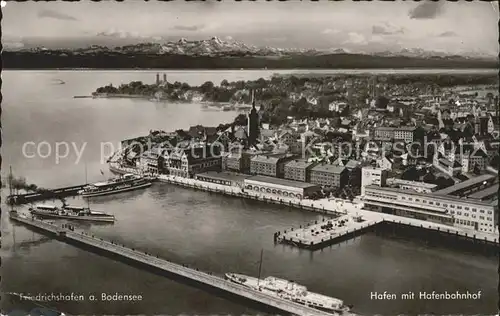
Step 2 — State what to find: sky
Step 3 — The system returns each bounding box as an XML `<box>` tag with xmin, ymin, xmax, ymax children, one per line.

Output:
<box><xmin>2</xmin><ymin>0</ymin><xmax>499</xmax><ymax>55</ymax></box>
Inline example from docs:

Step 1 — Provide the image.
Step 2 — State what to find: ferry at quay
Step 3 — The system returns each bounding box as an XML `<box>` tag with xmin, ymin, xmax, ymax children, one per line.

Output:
<box><xmin>29</xmin><ymin>204</ymin><xmax>116</xmax><ymax>222</ymax></box>
<box><xmin>225</xmin><ymin>273</ymin><xmax>352</xmax><ymax>314</ymax></box>
<box><xmin>78</xmin><ymin>173</ymin><xmax>153</xmax><ymax>197</ymax></box>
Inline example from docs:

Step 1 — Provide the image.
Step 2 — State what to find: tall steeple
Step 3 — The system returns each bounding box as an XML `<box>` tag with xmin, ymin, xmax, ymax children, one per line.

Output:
<box><xmin>247</xmin><ymin>89</ymin><xmax>260</xmax><ymax>148</ymax></box>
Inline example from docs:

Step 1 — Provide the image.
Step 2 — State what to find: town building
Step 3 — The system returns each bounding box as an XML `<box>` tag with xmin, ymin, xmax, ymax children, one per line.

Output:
<box><xmin>376</xmin><ymin>155</ymin><xmax>394</xmax><ymax>171</ymax></box>
<box><xmin>374</xmin><ymin>126</ymin><xmax>417</xmax><ymax>143</ymax></box>
<box><xmin>137</xmin><ymin>147</ymin><xmax>163</xmax><ymax>174</ymax></box>
<box><xmin>361</xmin><ymin>166</ymin><xmax>388</xmax><ymax>196</ymax></box>
<box><xmin>284</xmin><ymin>159</ymin><xmax>317</xmax><ymax>182</ymax></box>
<box><xmin>244</xmin><ymin>175</ymin><xmax>322</xmax><ymax>200</ymax></box>
<box><xmin>310</xmin><ymin>164</ymin><xmax>348</xmax><ymax>187</ymax></box>
<box><xmin>277</xmin><ymin>130</ymin><xmax>298</xmax><ymax>147</ymax></box>
<box><xmin>364</xmin><ymin>185</ymin><xmax>497</xmax><ymax>233</ymax></box>
<box><xmin>250</xmin><ymin>153</ymin><xmax>295</xmax><ymax>178</ymax></box>
<box><xmin>438</xmin><ymin>143</ymin><xmax>488</xmax><ymax>173</ymax></box>
<box><xmin>433</xmin><ymin>153</ymin><xmax>462</xmax><ymax>176</ymax></box>
<box><xmin>194</xmin><ymin>171</ymin><xmax>251</xmax><ymax>188</ymax></box>
<box><xmin>166</xmin><ymin>145</ymin><xmax>221</xmax><ymax>178</ymax></box>
<box><xmin>432</xmin><ymin>174</ymin><xmax>496</xmax><ymax>197</ymax></box>
<box><xmin>386</xmin><ymin>178</ymin><xmax>438</xmax><ymax>193</ymax></box>
<box><xmin>222</xmin><ymin>149</ymin><xmax>258</xmax><ymax>174</ymax></box>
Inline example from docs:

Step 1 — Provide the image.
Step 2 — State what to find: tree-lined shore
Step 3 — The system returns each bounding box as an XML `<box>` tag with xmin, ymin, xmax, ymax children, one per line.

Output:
<box><xmin>94</xmin><ymin>73</ymin><xmax>499</xmax><ymax>126</ymax></box>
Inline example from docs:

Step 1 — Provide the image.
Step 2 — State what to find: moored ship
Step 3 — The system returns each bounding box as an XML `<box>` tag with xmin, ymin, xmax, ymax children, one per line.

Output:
<box><xmin>225</xmin><ymin>273</ymin><xmax>351</xmax><ymax>314</ymax></box>
<box><xmin>29</xmin><ymin>204</ymin><xmax>116</xmax><ymax>223</ymax></box>
<box><xmin>78</xmin><ymin>173</ymin><xmax>152</xmax><ymax>197</ymax></box>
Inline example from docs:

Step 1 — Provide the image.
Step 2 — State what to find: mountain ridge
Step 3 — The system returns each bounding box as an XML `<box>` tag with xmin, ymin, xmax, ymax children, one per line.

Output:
<box><xmin>7</xmin><ymin>36</ymin><xmax>498</xmax><ymax>61</ymax></box>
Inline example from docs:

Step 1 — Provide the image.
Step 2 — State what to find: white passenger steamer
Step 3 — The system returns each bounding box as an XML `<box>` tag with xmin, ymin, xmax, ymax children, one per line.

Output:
<box><xmin>78</xmin><ymin>174</ymin><xmax>152</xmax><ymax>197</ymax></box>
<box><xmin>225</xmin><ymin>273</ymin><xmax>351</xmax><ymax>314</ymax></box>
<box><xmin>29</xmin><ymin>204</ymin><xmax>115</xmax><ymax>223</ymax></box>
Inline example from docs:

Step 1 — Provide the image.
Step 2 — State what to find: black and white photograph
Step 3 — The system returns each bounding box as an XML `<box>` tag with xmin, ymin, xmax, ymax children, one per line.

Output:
<box><xmin>1</xmin><ymin>1</ymin><xmax>498</xmax><ymax>315</ymax></box>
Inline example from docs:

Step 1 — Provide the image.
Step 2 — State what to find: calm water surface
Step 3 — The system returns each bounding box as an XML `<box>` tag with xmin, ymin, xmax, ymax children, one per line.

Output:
<box><xmin>1</xmin><ymin>70</ymin><xmax>497</xmax><ymax>315</ymax></box>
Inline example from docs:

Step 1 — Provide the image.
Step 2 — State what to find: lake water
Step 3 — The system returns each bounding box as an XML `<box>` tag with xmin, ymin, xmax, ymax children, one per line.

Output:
<box><xmin>1</xmin><ymin>70</ymin><xmax>497</xmax><ymax>315</ymax></box>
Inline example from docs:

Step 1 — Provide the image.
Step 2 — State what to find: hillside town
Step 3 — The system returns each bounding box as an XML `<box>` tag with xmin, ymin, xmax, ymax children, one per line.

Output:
<box><xmin>111</xmin><ymin>73</ymin><xmax>499</xmax><ymax>235</ymax></box>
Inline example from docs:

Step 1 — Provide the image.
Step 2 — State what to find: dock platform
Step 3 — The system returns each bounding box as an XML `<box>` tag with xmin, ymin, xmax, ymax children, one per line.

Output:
<box><xmin>276</xmin><ymin>215</ymin><xmax>383</xmax><ymax>250</ymax></box>
<box><xmin>277</xmin><ymin>210</ymin><xmax>499</xmax><ymax>251</ymax></box>
<box><xmin>9</xmin><ymin>212</ymin><xmax>352</xmax><ymax>316</ymax></box>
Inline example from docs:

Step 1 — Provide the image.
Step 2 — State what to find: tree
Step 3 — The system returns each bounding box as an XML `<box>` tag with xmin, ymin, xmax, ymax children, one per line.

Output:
<box><xmin>376</xmin><ymin>96</ymin><xmax>389</xmax><ymax>109</ymax></box>
<box><xmin>220</xmin><ymin>79</ymin><xmax>229</xmax><ymax>87</ymax></box>
<box><xmin>401</xmin><ymin>167</ymin><xmax>419</xmax><ymax>181</ymax></box>
<box><xmin>175</xmin><ymin>129</ymin><xmax>190</xmax><ymax>140</ymax></box>
<box><xmin>200</xmin><ymin>81</ymin><xmax>215</xmax><ymax>94</ymax></box>
<box><xmin>423</xmin><ymin>172</ymin><xmax>436</xmax><ymax>183</ymax></box>
<box><xmin>233</xmin><ymin>114</ymin><xmax>248</xmax><ymax>126</ymax></box>
<box><xmin>435</xmin><ymin>176</ymin><xmax>454</xmax><ymax>190</ymax></box>
<box><xmin>472</xmin><ymin>164</ymin><xmax>481</xmax><ymax>175</ymax></box>
<box><xmin>256</xmin><ymin>78</ymin><xmax>267</xmax><ymax>89</ymax></box>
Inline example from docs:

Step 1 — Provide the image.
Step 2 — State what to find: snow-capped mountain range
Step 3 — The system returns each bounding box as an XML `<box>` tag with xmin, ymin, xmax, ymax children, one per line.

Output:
<box><xmin>14</xmin><ymin>36</ymin><xmax>497</xmax><ymax>60</ymax></box>
<box><xmin>108</xmin><ymin>36</ymin><xmax>319</xmax><ymax>56</ymax></box>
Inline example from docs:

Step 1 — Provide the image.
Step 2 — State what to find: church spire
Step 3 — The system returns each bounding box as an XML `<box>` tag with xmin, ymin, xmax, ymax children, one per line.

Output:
<box><xmin>251</xmin><ymin>89</ymin><xmax>256</xmax><ymax>109</ymax></box>
<box><xmin>247</xmin><ymin>89</ymin><xmax>260</xmax><ymax>149</ymax></box>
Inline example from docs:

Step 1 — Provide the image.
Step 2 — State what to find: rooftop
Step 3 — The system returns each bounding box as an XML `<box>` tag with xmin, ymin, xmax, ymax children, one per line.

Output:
<box><xmin>434</xmin><ymin>174</ymin><xmax>496</xmax><ymax>196</ymax></box>
<box><xmin>467</xmin><ymin>184</ymin><xmax>499</xmax><ymax>200</ymax></box>
<box><xmin>251</xmin><ymin>153</ymin><xmax>288</xmax><ymax>164</ymax></box>
<box><xmin>246</xmin><ymin>175</ymin><xmax>320</xmax><ymax>189</ymax></box>
<box><xmin>285</xmin><ymin>159</ymin><xmax>316</xmax><ymax>169</ymax></box>
<box><xmin>365</xmin><ymin>185</ymin><xmax>495</xmax><ymax>207</ymax></box>
<box><xmin>195</xmin><ymin>171</ymin><xmax>251</xmax><ymax>182</ymax></box>
<box><xmin>387</xmin><ymin>178</ymin><xmax>438</xmax><ymax>189</ymax></box>
<box><xmin>311</xmin><ymin>164</ymin><xmax>346</xmax><ymax>174</ymax></box>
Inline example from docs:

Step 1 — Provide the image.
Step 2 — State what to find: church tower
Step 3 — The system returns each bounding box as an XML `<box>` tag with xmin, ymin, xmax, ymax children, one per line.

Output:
<box><xmin>247</xmin><ymin>90</ymin><xmax>260</xmax><ymax>147</ymax></box>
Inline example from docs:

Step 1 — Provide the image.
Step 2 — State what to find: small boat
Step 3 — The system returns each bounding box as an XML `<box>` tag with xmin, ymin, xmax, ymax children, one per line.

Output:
<box><xmin>51</xmin><ymin>79</ymin><xmax>66</xmax><ymax>85</ymax></box>
<box><xmin>78</xmin><ymin>173</ymin><xmax>152</xmax><ymax>197</ymax></box>
<box><xmin>29</xmin><ymin>204</ymin><xmax>115</xmax><ymax>223</ymax></box>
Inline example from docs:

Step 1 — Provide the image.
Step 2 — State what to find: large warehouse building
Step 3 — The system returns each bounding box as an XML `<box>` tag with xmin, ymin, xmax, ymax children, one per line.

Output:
<box><xmin>244</xmin><ymin>175</ymin><xmax>322</xmax><ymax>200</ymax></box>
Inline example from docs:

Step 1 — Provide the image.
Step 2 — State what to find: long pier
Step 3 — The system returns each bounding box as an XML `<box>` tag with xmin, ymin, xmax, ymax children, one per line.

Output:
<box><xmin>9</xmin><ymin>212</ymin><xmax>349</xmax><ymax>316</ymax></box>
<box><xmin>7</xmin><ymin>184</ymin><xmax>87</xmax><ymax>205</ymax></box>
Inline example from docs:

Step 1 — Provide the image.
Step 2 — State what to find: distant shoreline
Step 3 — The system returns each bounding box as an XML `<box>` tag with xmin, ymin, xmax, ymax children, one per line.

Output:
<box><xmin>85</xmin><ymin>93</ymin><xmax>233</xmax><ymax>106</ymax></box>
<box><xmin>4</xmin><ymin>67</ymin><xmax>498</xmax><ymax>72</ymax></box>
<box><xmin>3</xmin><ymin>51</ymin><xmax>497</xmax><ymax>70</ymax></box>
